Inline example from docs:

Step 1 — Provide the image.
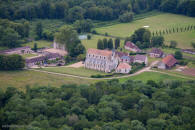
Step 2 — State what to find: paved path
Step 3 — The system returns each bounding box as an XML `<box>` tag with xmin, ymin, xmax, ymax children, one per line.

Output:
<box><xmin>29</xmin><ymin>61</ymin><xmax>194</xmax><ymax>80</ymax></box>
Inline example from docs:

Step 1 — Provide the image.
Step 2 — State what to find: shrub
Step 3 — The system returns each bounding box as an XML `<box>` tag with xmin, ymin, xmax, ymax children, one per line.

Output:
<box><xmin>105</xmin><ymin>32</ymin><xmax>108</xmax><ymax>36</ymax></box>
<box><xmin>87</xmin><ymin>35</ymin><xmax>91</xmax><ymax>40</ymax></box>
<box><xmin>92</xmin><ymin>30</ymin><xmax>97</xmax><ymax>34</ymax></box>
<box><xmin>174</xmin><ymin>51</ymin><xmax>183</xmax><ymax>59</ymax></box>
<box><xmin>0</xmin><ymin>54</ymin><xmax>25</xmax><ymax>70</ymax></box>
<box><xmin>119</xmin><ymin>12</ymin><xmax>134</xmax><ymax>23</ymax></box>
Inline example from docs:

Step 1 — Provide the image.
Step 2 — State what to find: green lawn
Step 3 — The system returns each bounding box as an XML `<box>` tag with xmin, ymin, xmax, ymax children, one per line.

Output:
<box><xmin>120</xmin><ymin>71</ymin><xmax>189</xmax><ymax>83</ymax></box>
<box><xmin>0</xmin><ymin>47</ymin><xmax>8</xmax><ymax>51</ymax></box>
<box><xmin>22</xmin><ymin>40</ymin><xmax>53</xmax><ymax>49</ymax></box>
<box><xmin>164</xmin><ymin>31</ymin><xmax>195</xmax><ymax>49</ymax></box>
<box><xmin>22</xmin><ymin>53</ymin><xmax>38</xmax><ymax>58</ymax></box>
<box><xmin>40</xmin><ymin>66</ymin><xmax>107</xmax><ymax>77</ymax></box>
<box><xmin>0</xmin><ymin>70</ymin><xmax>94</xmax><ymax>91</ymax></box>
<box><xmin>95</xmin><ymin>13</ymin><xmax>195</xmax><ymax>38</ymax></box>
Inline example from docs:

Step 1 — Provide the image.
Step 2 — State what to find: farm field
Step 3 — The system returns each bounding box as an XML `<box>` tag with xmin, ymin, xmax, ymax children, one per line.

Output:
<box><xmin>0</xmin><ymin>70</ymin><xmax>94</xmax><ymax>91</ymax></box>
<box><xmin>95</xmin><ymin>13</ymin><xmax>195</xmax><ymax>38</ymax></box>
<box><xmin>163</xmin><ymin>31</ymin><xmax>195</xmax><ymax>49</ymax></box>
<box><xmin>22</xmin><ymin>40</ymin><xmax>53</xmax><ymax>49</ymax></box>
<box><xmin>39</xmin><ymin>67</ymin><xmax>107</xmax><ymax>77</ymax></box>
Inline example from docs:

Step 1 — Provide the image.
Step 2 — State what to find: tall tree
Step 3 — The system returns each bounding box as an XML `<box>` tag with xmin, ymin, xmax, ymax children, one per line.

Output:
<box><xmin>103</xmin><ymin>38</ymin><xmax>108</xmax><ymax>49</ymax></box>
<box><xmin>115</xmin><ymin>38</ymin><xmax>120</xmax><ymax>49</ymax></box>
<box><xmin>35</xmin><ymin>22</ymin><xmax>43</xmax><ymax>39</ymax></box>
<box><xmin>97</xmin><ymin>39</ymin><xmax>104</xmax><ymax>50</ymax></box>
<box><xmin>108</xmin><ymin>38</ymin><xmax>113</xmax><ymax>50</ymax></box>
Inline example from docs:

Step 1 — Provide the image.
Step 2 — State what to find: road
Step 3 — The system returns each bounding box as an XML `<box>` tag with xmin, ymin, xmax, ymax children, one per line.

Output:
<box><xmin>29</xmin><ymin>61</ymin><xmax>194</xmax><ymax>80</ymax></box>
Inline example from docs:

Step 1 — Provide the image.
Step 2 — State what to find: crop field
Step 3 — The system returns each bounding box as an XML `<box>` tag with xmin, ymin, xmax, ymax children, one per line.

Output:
<box><xmin>22</xmin><ymin>40</ymin><xmax>53</xmax><ymax>49</ymax></box>
<box><xmin>39</xmin><ymin>67</ymin><xmax>107</xmax><ymax>77</ymax></box>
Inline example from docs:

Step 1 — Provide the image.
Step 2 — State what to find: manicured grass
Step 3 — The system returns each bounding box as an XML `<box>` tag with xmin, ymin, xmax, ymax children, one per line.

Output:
<box><xmin>0</xmin><ymin>70</ymin><xmax>94</xmax><ymax>91</ymax></box>
<box><xmin>22</xmin><ymin>53</ymin><xmax>38</xmax><ymax>58</ymax></box>
<box><xmin>22</xmin><ymin>40</ymin><xmax>53</xmax><ymax>49</ymax></box>
<box><xmin>164</xmin><ymin>31</ymin><xmax>195</xmax><ymax>49</ymax></box>
<box><xmin>81</xmin><ymin>34</ymin><xmax>124</xmax><ymax>50</ymax></box>
<box><xmin>40</xmin><ymin>67</ymin><xmax>107</xmax><ymax>77</ymax></box>
<box><xmin>120</xmin><ymin>71</ymin><xmax>188</xmax><ymax>83</ymax></box>
<box><xmin>96</xmin><ymin>13</ymin><xmax>195</xmax><ymax>38</ymax></box>
<box><xmin>0</xmin><ymin>47</ymin><xmax>8</xmax><ymax>51</ymax></box>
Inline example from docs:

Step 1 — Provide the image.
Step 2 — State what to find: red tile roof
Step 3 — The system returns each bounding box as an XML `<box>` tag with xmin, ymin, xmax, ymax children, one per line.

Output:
<box><xmin>87</xmin><ymin>48</ymin><xmax>112</xmax><ymax>57</ymax></box>
<box><xmin>117</xmin><ymin>63</ymin><xmax>131</xmax><ymax>69</ymax></box>
<box><xmin>162</xmin><ymin>55</ymin><xmax>177</xmax><ymax>67</ymax></box>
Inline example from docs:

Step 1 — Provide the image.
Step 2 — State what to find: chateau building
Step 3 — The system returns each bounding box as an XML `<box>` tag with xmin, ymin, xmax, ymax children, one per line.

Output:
<box><xmin>85</xmin><ymin>49</ymin><xmax>118</xmax><ymax>73</ymax></box>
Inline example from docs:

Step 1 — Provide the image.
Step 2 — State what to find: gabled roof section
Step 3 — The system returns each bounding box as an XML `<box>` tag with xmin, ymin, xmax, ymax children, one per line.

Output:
<box><xmin>125</xmin><ymin>41</ymin><xmax>141</xmax><ymax>51</ymax></box>
<box><xmin>162</xmin><ymin>55</ymin><xmax>177</xmax><ymax>67</ymax></box>
<box><xmin>117</xmin><ymin>63</ymin><xmax>131</xmax><ymax>69</ymax></box>
<box><xmin>150</xmin><ymin>48</ymin><xmax>163</xmax><ymax>55</ymax></box>
<box><xmin>87</xmin><ymin>48</ymin><xmax>112</xmax><ymax>57</ymax></box>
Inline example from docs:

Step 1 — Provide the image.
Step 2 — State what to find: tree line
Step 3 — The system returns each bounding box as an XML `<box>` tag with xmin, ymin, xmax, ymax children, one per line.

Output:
<box><xmin>0</xmin><ymin>19</ymin><xmax>30</xmax><ymax>48</ymax></box>
<box><xmin>0</xmin><ymin>79</ymin><xmax>194</xmax><ymax>129</ymax></box>
<box><xmin>0</xmin><ymin>0</ymin><xmax>194</xmax><ymax>23</ymax></box>
<box><xmin>0</xmin><ymin>54</ymin><xmax>25</xmax><ymax>70</ymax></box>
<box><xmin>152</xmin><ymin>25</ymin><xmax>195</xmax><ymax>36</ymax></box>
<box><xmin>97</xmin><ymin>38</ymin><xmax>120</xmax><ymax>50</ymax></box>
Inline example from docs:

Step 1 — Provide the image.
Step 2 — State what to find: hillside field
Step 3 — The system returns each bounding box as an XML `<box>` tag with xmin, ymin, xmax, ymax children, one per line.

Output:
<box><xmin>163</xmin><ymin>31</ymin><xmax>195</xmax><ymax>49</ymax></box>
<box><xmin>95</xmin><ymin>13</ymin><xmax>195</xmax><ymax>49</ymax></box>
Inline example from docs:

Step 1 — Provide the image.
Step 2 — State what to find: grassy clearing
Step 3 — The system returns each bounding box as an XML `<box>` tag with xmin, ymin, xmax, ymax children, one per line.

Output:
<box><xmin>0</xmin><ymin>47</ymin><xmax>8</xmax><ymax>51</ymax></box>
<box><xmin>95</xmin><ymin>13</ymin><xmax>195</xmax><ymax>38</ymax></box>
<box><xmin>0</xmin><ymin>70</ymin><xmax>94</xmax><ymax>91</ymax></box>
<box><xmin>120</xmin><ymin>71</ymin><xmax>188</xmax><ymax>83</ymax></box>
<box><xmin>22</xmin><ymin>53</ymin><xmax>38</xmax><ymax>58</ymax></box>
<box><xmin>22</xmin><ymin>40</ymin><xmax>53</xmax><ymax>49</ymax></box>
<box><xmin>164</xmin><ymin>31</ymin><xmax>195</xmax><ymax>49</ymax></box>
<box><xmin>39</xmin><ymin>67</ymin><xmax>107</xmax><ymax>77</ymax></box>
<box><xmin>81</xmin><ymin>34</ymin><xmax>124</xmax><ymax>50</ymax></box>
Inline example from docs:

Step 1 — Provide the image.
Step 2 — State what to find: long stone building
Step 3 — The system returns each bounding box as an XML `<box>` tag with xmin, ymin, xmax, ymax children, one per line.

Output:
<box><xmin>85</xmin><ymin>48</ymin><xmax>118</xmax><ymax>73</ymax></box>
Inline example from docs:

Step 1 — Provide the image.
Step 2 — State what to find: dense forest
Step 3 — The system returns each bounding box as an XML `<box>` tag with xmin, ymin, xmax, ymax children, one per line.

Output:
<box><xmin>0</xmin><ymin>0</ymin><xmax>194</xmax><ymax>22</ymax></box>
<box><xmin>0</xmin><ymin>80</ymin><xmax>195</xmax><ymax>130</ymax></box>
